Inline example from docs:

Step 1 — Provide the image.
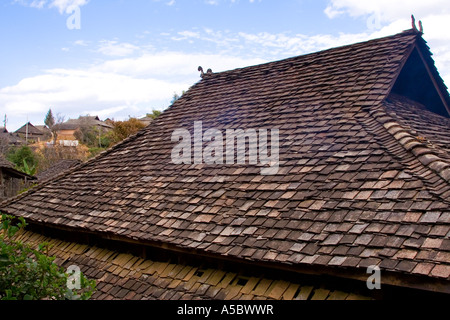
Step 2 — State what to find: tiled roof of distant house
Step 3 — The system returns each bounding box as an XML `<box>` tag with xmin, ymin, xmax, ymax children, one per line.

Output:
<box><xmin>15</xmin><ymin>122</ymin><xmax>45</xmax><ymax>136</ymax></box>
<box><xmin>57</xmin><ymin>116</ymin><xmax>113</xmax><ymax>131</ymax></box>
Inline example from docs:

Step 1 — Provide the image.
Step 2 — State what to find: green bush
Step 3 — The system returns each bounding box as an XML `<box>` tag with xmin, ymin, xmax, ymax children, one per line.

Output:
<box><xmin>0</xmin><ymin>214</ymin><xmax>96</xmax><ymax>300</ymax></box>
<box><xmin>6</xmin><ymin>146</ymin><xmax>38</xmax><ymax>176</ymax></box>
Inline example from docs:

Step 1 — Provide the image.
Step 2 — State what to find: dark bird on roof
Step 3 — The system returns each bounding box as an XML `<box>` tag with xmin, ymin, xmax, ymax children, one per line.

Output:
<box><xmin>198</xmin><ymin>66</ymin><xmax>204</xmax><ymax>78</ymax></box>
<box><xmin>198</xmin><ymin>66</ymin><xmax>213</xmax><ymax>78</ymax></box>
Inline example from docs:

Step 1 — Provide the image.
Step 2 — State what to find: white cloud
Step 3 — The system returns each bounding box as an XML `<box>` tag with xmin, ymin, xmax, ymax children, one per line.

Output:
<box><xmin>204</xmin><ymin>0</ymin><xmax>260</xmax><ymax>4</ymax></box>
<box><xmin>49</xmin><ymin>0</ymin><xmax>89</xmax><ymax>13</ymax></box>
<box><xmin>95</xmin><ymin>52</ymin><xmax>265</xmax><ymax>80</ymax></box>
<box><xmin>74</xmin><ymin>40</ymin><xmax>88</xmax><ymax>46</ymax></box>
<box><xmin>81</xmin><ymin>106</ymin><xmax>132</xmax><ymax>119</ymax></box>
<box><xmin>171</xmin><ymin>28</ymin><xmax>372</xmax><ymax>59</ymax></box>
<box><xmin>176</xmin><ymin>31</ymin><xmax>201</xmax><ymax>39</ymax></box>
<box><xmin>0</xmin><ymin>52</ymin><xmax>265</xmax><ymax>130</ymax></box>
<box><xmin>14</xmin><ymin>0</ymin><xmax>89</xmax><ymax>13</ymax></box>
<box><xmin>325</xmin><ymin>0</ymin><xmax>450</xmax><ymax>21</ymax></box>
<box><xmin>97</xmin><ymin>40</ymin><xmax>140</xmax><ymax>57</ymax></box>
<box><xmin>14</xmin><ymin>0</ymin><xmax>45</xmax><ymax>9</ymax></box>
<box><xmin>167</xmin><ymin>22</ymin><xmax>450</xmax><ymax>90</ymax></box>
<box><xmin>30</xmin><ymin>0</ymin><xmax>46</xmax><ymax>9</ymax></box>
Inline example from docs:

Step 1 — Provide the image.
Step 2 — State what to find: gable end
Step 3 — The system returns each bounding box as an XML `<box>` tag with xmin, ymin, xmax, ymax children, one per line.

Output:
<box><xmin>391</xmin><ymin>44</ymin><xmax>450</xmax><ymax>118</ymax></box>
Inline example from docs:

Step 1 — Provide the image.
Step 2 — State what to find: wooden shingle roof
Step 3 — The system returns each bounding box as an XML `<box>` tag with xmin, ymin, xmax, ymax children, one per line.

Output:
<box><xmin>0</xmin><ymin>155</ymin><xmax>15</xmax><ymax>169</ymax></box>
<box><xmin>0</xmin><ymin>155</ymin><xmax>35</xmax><ymax>180</ymax></box>
<box><xmin>36</xmin><ymin>159</ymin><xmax>82</xmax><ymax>182</ymax></box>
<box><xmin>1</xmin><ymin>29</ymin><xmax>449</xmax><ymax>297</ymax></box>
<box><xmin>14</xmin><ymin>122</ymin><xmax>44</xmax><ymax>136</ymax></box>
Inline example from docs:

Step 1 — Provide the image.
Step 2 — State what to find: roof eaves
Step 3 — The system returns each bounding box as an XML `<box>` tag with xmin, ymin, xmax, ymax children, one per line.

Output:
<box><xmin>1</xmin><ymin>166</ymin><xmax>36</xmax><ymax>181</ymax></box>
<box><xmin>16</xmin><ymin>217</ymin><xmax>450</xmax><ymax>295</ymax></box>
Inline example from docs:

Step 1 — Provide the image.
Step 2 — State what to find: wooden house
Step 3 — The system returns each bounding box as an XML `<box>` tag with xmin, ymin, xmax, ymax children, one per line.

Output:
<box><xmin>1</xmin><ymin>28</ymin><xmax>449</xmax><ymax>300</ymax></box>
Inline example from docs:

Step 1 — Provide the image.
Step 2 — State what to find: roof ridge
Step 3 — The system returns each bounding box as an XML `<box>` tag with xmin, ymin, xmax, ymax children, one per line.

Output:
<box><xmin>370</xmin><ymin>103</ymin><xmax>450</xmax><ymax>185</ymax></box>
<box><xmin>198</xmin><ymin>29</ymin><xmax>420</xmax><ymax>81</ymax></box>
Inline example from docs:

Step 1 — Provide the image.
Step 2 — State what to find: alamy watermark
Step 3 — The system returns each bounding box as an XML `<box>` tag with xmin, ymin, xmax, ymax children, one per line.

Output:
<box><xmin>66</xmin><ymin>5</ymin><xmax>81</xmax><ymax>30</ymax></box>
<box><xmin>366</xmin><ymin>265</ymin><xmax>381</xmax><ymax>290</ymax></box>
<box><xmin>66</xmin><ymin>265</ymin><xmax>81</xmax><ymax>300</ymax></box>
<box><xmin>67</xmin><ymin>265</ymin><xmax>81</xmax><ymax>290</ymax></box>
<box><xmin>171</xmin><ymin>121</ymin><xmax>279</xmax><ymax>175</ymax></box>
<box><xmin>367</xmin><ymin>13</ymin><xmax>382</xmax><ymax>31</ymax></box>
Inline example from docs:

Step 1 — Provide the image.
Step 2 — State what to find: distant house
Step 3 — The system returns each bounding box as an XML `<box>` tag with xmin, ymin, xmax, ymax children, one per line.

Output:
<box><xmin>0</xmin><ymin>127</ymin><xmax>24</xmax><ymax>151</ymax></box>
<box><xmin>56</xmin><ymin>116</ymin><xmax>112</xmax><ymax>144</ymax></box>
<box><xmin>104</xmin><ymin>118</ymin><xmax>114</xmax><ymax>126</ymax></box>
<box><xmin>0</xmin><ymin>156</ymin><xmax>36</xmax><ymax>201</ymax></box>
<box><xmin>138</xmin><ymin>116</ymin><xmax>154</xmax><ymax>127</ymax></box>
<box><xmin>15</xmin><ymin>122</ymin><xmax>45</xmax><ymax>144</ymax></box>
<box><xmin>34</xmin><ymin>125</ymin><xmax>52</xmax><ymax>141</ymax></box>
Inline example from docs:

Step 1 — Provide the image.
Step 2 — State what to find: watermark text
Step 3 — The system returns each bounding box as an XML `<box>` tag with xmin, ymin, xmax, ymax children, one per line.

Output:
<box><xmin>171</xmin><ymin>121</ymin><xmax>279</xmax><ymax>175</ymax></box>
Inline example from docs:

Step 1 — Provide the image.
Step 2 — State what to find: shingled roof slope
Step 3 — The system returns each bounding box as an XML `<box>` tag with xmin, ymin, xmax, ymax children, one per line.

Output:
<box><xmin>383</xmin><ymin>93</ymin><xmax>450</xmax><ymax>159</ymax></box>
<box><xmin>0</xmin><ymin>155</ymin><xmax>15</xmax><ymax>169</ymax></box>
<box><xmin>0</xmin><ymin>155</ymin><xmax>36</xmax><ymax>179</ymax></box>
<box><xmin>36</xmin><ymin>159</ymin><xmax>82</xmax><ymax>182</ymax></box>
<box><xmin>1</xmin><ymin>29</ymin><xmax>449</xmax><ymax>294</ymax></box>
<box><xmin>15</xmin><ymin>122</ymin><xmax>44</xmax><ymax>135</ymax></box>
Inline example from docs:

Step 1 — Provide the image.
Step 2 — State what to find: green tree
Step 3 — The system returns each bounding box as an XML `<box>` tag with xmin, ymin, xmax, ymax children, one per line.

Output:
<box><xmin>44</xmin><ymin>109</ymin><xmax>55</xmax><ymax>129</ymax></box>
<box><xmin>0</xmin><ymin>214</ymin><xmax>96</xmax><ymax>300</ymax></box>
<box><xmin>7</xmin><ymin>145</ymin><xmax>38</xmax><ymax>176</ymax></box>
<box><xmin>170</xmin><ymin>90</ymin><xmax>186</xmax><ymax>104</ymax></box>
<box><xmin>146</xmin><ymin>110</ymin><xmax>162</xmax><ymax>120</ymax></box>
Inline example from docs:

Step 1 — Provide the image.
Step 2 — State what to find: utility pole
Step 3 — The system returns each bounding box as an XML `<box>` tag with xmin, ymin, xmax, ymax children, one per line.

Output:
<box><xmin>26</xmin><ymin>116</ymin><xmax>29</xmax><ymax>145</ymax></box>
<box><xmin>98</xmin><ymin>126</ymin><xmax>102</xmax><ymax>148</ymax></box>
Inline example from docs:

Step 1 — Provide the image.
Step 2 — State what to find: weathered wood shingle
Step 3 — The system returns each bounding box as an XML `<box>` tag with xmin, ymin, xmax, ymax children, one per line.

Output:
<box><xmin>1</xmin><ymin>29</ymin><xmax>449</xmax><ymax>297</ymax></box>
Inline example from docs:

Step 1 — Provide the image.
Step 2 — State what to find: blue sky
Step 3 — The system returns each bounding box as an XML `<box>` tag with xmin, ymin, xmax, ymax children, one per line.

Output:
<box><xmin>1</xmin><ymin>0</ymin><xmax>450</xmax><ymax>131</ymax></box>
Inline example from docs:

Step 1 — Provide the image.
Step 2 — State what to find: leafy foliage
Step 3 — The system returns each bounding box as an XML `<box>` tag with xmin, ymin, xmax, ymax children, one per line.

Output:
<box><xmin>87</xmin><ymin>147</ymin><xmax>106</xmax><ymax>158</ymax></box>
<box><xmin>34</xmin><ymin>144</ymin><xmax>88</xmax><ymax>174</ymax></box>
<box><xmin>170</xmin><ymin>91</ymin><xmax>186</xmax><ymax>104</ymax></box>
<box><xmin>74</xmin><ymin>125</ymin><xmax>107</xmax><ymax>148</ymax></box>
<box><xmin>21</xmin><ymin>159</ymin><xmax>36</xmax><ymax>176</ymax></box>
<box><xmin>146</xmin><ymin>110</ymin><xmax>162</xmax><ymax>119</ymax></box>
<box><xmin>0</xmin><ymin>214</ymin><xmax>96</xmax><ymax>300</ymax></box>
<box><xmin>7</xmin><ymin>145</ymin><xmax>38</xmax><ymax>176</ymax></box>
<box><xmin>107</xmin><ymin>118</ymin><xmax>146</xmax><ymax>147</ymax></box>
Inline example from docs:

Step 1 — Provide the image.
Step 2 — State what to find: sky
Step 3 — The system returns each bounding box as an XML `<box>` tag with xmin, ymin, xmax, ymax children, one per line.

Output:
<box><xmin>1</xmin><ymin>0</ymin><xmax>450</xmax><ymax>131</ymax></box>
